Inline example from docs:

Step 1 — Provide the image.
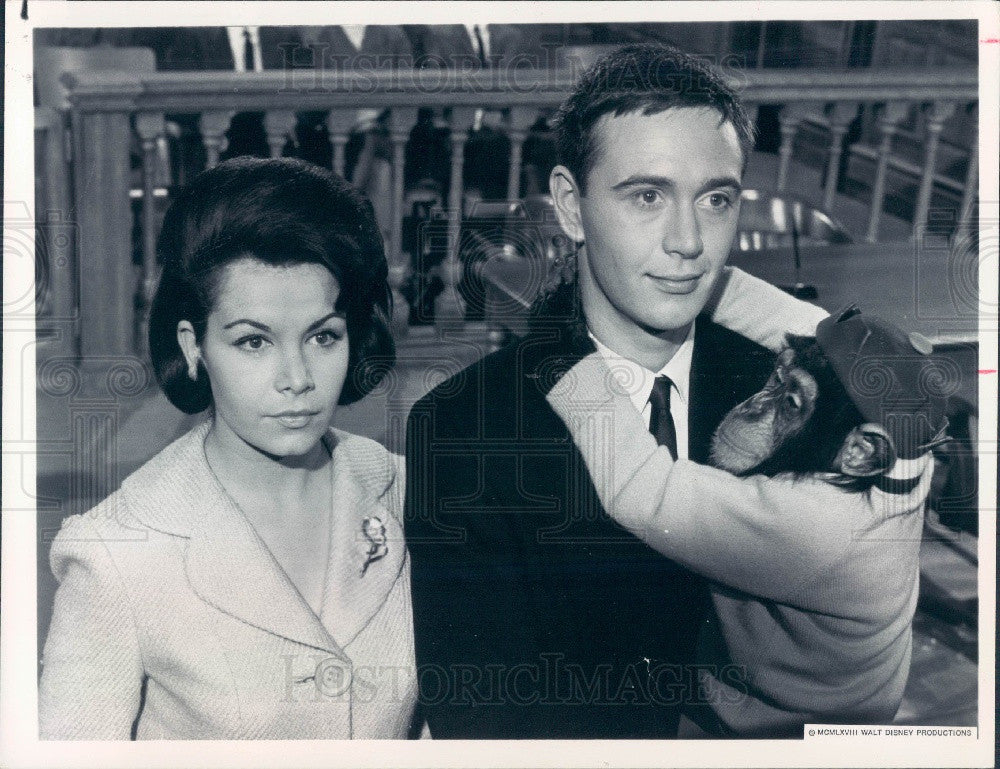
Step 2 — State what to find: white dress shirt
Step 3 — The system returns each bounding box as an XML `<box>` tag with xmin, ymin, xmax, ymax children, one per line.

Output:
<box><xmin>226</xmin><ymin>26</ymin><xmax>262</xmax><ymax>72</ymax></box>
<box><xmin>342</xmin><ymin>24</ymin><xmax>367</xmax><ymax>52</ymax></box>
<box><xmin>463</xmin><ymin>23</ymin><xmax>491</xmax><ymax>60</ymax></box>
<box><xmin>589</xmin><ymin>324</ymin><xmax>695</xmax><ymax>461</ymax></box>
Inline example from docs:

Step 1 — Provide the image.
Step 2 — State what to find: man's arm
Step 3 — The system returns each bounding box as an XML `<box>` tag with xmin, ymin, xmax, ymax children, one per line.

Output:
<box><xmin>708</xmin><ymin>266</ymin><xmax>830</xmax><ymax>351</ymax></box>
<box><xmin>546</xmin><ymin>353</ymin><xmax>933</xmax><ymax>609</ymax></box>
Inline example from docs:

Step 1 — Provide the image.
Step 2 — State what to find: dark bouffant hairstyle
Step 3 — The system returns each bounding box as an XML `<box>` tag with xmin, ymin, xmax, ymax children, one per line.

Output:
<box><xmin>552</xmin><ymin>43</ymin><xmax>756</xmax><ymax>194</ymax></box>
<box><xmin>149</xmin><ymin>157</ymin><xmax>394</xmax><ymax>414</ymax></box>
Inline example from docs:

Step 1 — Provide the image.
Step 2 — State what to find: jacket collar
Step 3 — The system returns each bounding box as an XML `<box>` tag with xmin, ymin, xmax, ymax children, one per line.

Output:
<box><xmin>121</xmin><ymin>421</ymin><xmax>405</xmax><ymax>657</ymax></box>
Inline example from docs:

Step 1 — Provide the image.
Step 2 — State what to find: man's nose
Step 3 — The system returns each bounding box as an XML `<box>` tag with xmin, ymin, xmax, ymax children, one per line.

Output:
<box><xmin>275</xmin><ymin>348</ymin><xmax>315</xmax><ymax>395</ymax></box>
<box><xmin>661</xmin><ymin>203</ymin><xmax>703</xmax><ymax>259</ymax></box>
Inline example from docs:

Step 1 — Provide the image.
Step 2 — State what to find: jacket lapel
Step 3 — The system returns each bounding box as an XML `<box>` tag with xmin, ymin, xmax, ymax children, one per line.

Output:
<box><xmin>122</xmin><ymin>423</ymin><xmax>351</xmax><ymax>660</ymax></box>
<box><xmin>689</xmin><ymin>317</ymin><xmax>776</xmax><ymax>463</ymax></box>
<box><xmin>318</xmin><ymin>431</ymin><xmax>406</xmax><ymax>649</ymax></box>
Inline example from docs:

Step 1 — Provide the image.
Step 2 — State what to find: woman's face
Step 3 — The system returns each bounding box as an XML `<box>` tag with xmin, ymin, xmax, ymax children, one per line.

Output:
<box><xmin>179</xmin><ymin>258</ymin><xmax>350</xmax><ymax>461</ymax></box>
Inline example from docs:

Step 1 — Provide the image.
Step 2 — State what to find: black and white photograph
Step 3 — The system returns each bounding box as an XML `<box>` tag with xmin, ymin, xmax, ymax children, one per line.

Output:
<box><xmin>1</xmin><ymin>2</ymin><xmax>997</xmax><ymax>767</ymax></box>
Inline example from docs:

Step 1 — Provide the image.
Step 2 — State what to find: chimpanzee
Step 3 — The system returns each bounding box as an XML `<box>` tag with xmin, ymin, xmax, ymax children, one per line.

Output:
<box><xmin>711</xmin><ymin>325</ymin><xmax>950</xmax><ymax>492</ymax></box>
<box><xmin>547</xmin><ymin>305</ymin><xmax>953</xmax><ymax>738</ymax></box>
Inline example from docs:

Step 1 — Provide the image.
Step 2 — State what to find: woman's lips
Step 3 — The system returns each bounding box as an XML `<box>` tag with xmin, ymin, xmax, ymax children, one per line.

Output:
<box><xmin>647</xmin><ymin>274</ymin><xmax>701</xmax><ymax>295</ymax></box>
<box><xmin>272</xmin><ymin>412</ymin><xmax>319</xmax><ymax>429</ymax></box>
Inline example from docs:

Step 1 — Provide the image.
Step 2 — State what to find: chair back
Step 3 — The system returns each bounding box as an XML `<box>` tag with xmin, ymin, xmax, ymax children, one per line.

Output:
<box><xmin>735</xmin><ymin>189</ymin><xmax>852</xmax><ymax>251</ymax></box>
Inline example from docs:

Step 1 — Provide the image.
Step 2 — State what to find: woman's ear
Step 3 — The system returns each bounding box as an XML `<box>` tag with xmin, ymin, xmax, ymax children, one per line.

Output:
<box><xmin>176</xmin><ymin>320</ymin><xmax>201</xmax><ymax>381</ymax></box>
<box><xmin>837</xmin><ymin>423</ymin><xmax>896</xmax><ymax>478</ymax></box>
<box><xmin>549</xmin><ymin>164</ymin><xmax>585</xmax><ymax>244</ymax></box>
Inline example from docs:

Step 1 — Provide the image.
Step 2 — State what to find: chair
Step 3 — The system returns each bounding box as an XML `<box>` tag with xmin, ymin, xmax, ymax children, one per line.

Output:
<box><xmin>465</xmin><ymin>195</ymin><xmax>570</xmax><ymax>334</ymax></box>
<box><xmin>734</xmin><ymin>189</ymin><xmax>852</xmax><ymax>252</ymax></box>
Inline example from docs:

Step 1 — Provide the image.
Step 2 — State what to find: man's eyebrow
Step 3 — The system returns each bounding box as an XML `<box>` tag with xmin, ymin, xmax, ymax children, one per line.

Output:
<box><xmin>696</xmin><ymin>176</ymin><xmax>743</xmax><ymax>195</ymax></box>
<box><xmin>611</xmin><ymin>175</ymin><xmax>674</xmax><ymax>191</ymax></box>
<box><xmin>610</xmin><ymin>175</ymin><xmax>743</xmax><ymax>193</ymax></box>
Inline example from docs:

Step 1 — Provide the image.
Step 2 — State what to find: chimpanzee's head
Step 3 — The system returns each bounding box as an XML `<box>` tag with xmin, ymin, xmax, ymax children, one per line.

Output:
<box><xmin>711</xmin><ymin>307</ymin><xmax>952</xmax><ymax>491</ymax></box>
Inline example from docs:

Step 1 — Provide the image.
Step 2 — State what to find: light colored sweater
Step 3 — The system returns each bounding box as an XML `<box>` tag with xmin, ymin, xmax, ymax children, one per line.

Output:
<box><xmin>544</xmin><ymin>268</ymin><xmax>930</xmax><ymax>735</ymax></box>
<box><xmin>39</xmin><ymin>421</ymin><xmax>417</xmax><ymax>739</ymax></box>
<box><xmin>546</xmin><ymin>351</ymin><xmax>931</xmax><ymax>737</ymax></box>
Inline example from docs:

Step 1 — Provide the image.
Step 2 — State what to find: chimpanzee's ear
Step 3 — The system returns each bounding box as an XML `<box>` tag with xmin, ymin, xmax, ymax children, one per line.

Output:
<box><xmin>837</xmin><ymin>423</ymin><xmax>897</xmax><ymax>477</ymax></box>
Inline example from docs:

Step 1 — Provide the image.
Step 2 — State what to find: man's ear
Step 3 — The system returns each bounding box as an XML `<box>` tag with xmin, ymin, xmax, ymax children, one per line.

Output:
<box><xmin>176</xmin><ymin>320</ymin><xmax>202</xmax><ymax>381</ymax></box>
<box><xmin>549</xmin><ymin>164</ymin><xmax>585</xmax><ymax>243</ymax></box>
<box><xmin>837</xmin><ymin>424</ymin><xmax>896</xmax><ymax>477</ymax></box>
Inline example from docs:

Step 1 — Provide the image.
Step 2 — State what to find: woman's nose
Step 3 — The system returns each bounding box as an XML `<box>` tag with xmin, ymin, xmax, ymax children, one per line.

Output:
<box><xmin>275</xmin><ymin>348</ymin><xmax>315</xmax><ymax>394</ymax></box>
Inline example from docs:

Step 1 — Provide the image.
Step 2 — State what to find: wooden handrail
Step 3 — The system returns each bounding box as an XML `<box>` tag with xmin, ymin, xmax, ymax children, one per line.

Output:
<box><xmin>50</xmin><ymin>64</ymin><xmax>980</xmax><ymax>361</ymax></box>
<box><xmin>62</xmin><ymin>67</ymin><xmax>978</xmax><ymax>112</ymax></box>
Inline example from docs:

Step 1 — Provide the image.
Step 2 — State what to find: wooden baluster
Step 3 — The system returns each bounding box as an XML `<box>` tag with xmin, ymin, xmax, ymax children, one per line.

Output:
<box><xmin>134</xmin><ymin>112</ymin><xmax>165</xmax><ymax>352</ymax></box>
<box><xmin>75</xmin><ymin>109</ymin><xmax>134</xmax><ymax>358</ymax></box>
<box><xmin>775</xmin><ymin>103</ymin><xmax>820</xmax><ymax>193</ymax></box>
<box><xmin>387</xmin><ymin>107</ymin><xmax>419</xmax><ymax>337</ymax></box>
<box><xmin>865</xmin><ymin>101</ymin><xmax>910</xmax><ymax>243</ymax></box>
<box><xmin>436</xmin><ymin>107</ymin><xmax>478</xmax><ymax>329</ymax></box>
<box><xmin>913</xmin><ymin>100</ymin><xmax>958</xmax><ymax>237</ymax></box>
<box><xmin>506</xmin><ymin>107</ymin><xmax>536</xmax><ymax>202</ymax></box>
<box><xmin>199</xmin><ymin>111</ymin><xmax>235</xmax><ymax>169</ymax></box>
<box><xmin>325</xmin><ymin>109</ymin><xmax>356</xmax><ymax>177</ymax></box>
<box><xmin>264</xmin><ymin>110</ymin><xmax>297</xmax><ymax>159</ymax></box>
<box><xmin>38</xmin><ymin>107</ymin><xmax>76</xmax><ymax>356</ymax></box>
<box><xmin>821</xmin><ymin>101</ymin><xmax>859</xmax><ymax>214</ymax></box>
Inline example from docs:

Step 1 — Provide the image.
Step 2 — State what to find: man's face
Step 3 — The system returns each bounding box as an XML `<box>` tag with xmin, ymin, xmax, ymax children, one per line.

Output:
<box><xmin>552</xmin><ymin>107</ymin><xmax>744</xmax><ymax>354</ymax></box>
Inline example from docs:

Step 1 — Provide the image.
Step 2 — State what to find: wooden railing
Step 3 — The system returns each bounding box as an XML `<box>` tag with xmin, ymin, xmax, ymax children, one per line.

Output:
<box><xmin>36</xmin><ymin>65</ymin><xmax>978</xmax><ymax>360</ymax></box>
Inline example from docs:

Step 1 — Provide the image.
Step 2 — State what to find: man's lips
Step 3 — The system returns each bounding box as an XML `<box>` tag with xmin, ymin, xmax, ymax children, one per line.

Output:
<box><xmin>646</xmin><ymin>274</ymin><xmax>702</xmax><ymax>295</ymax></box>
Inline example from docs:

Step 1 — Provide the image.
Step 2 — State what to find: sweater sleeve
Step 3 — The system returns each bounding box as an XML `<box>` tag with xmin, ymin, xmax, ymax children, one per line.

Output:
<box><xmin>708</xmin><ymin>266</ymin><xmax>830</xmax><ymax>351</ymax></box>
<box><xmin>39</xmin><ymin>512</ymin><xmax>144</xmax><ymax>740</ymax></box>
<box><xmin>546</xmin><ymin>354</ymin><xmax>926</xmax><ymax>610</ymax></box>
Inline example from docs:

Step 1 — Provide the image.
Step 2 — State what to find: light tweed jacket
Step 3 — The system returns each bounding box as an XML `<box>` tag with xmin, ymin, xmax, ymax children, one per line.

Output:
<box><xmin>39</xmin><ymin>421</ymin><xmax>417</xmax><ymax>740</ymax></box>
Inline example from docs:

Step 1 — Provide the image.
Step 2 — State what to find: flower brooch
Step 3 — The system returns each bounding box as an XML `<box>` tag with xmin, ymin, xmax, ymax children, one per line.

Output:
<box><xmin>360</xmin><ymin>517</ymin><xmax>388</xmax><ymax>576</ymax></box>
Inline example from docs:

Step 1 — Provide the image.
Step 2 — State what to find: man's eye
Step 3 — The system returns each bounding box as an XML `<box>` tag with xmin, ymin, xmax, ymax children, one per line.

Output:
<box><xmin>702</xmin><ymin>192</ymin><xmax>733</xmax><ymax>210</ymax></box>
<box><xmin>235</xmin><ymin>335</ymin><xmax>269</xmax><ymax>351</ymax></box>
<box><xmin>634</xmin><ymin>189</ymin><xmax>663</xmax><ymax>208</ymax></box>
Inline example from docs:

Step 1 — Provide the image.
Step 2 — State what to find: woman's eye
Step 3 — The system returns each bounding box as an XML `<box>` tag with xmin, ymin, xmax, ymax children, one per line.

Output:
<box><xmin>235</xmin><ymin>335</ymin><xmax>269</xmax><ymax>351</ymax></box>
<box><xmin>312</xmin><ymin>329</ymin><xmax>344</xmax><ymax>347</ymax></box>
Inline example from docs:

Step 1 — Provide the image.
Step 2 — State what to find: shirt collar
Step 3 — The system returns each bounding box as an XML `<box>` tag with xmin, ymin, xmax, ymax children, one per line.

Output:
<box><xmin>588</xmin><ymin>323</ymin><xmax>695</xmax><ymax>415</ymax></box>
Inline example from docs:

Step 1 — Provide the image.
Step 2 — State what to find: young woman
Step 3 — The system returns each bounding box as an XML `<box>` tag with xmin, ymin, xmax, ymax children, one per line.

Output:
<box><xmin>39</xmin><ymin>158</ymin><xmax>416</xmax><ymax>739</ymax></box>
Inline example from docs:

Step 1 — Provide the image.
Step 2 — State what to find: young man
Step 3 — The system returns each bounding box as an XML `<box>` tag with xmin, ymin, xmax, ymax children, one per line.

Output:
<box><xmin>404</xmin><ymin>44</ymin><xmax>821</xmax><ymax>738</ymax></box>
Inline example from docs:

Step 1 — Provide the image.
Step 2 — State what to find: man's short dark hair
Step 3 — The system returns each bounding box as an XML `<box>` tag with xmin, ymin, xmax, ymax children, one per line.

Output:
<box><xmin>149</xmin><ymin>157</ymin><xmax>394</xmax><ymax>414</ymax></box>
<box><xmin>553</xmin><ymin>43</ymin><xmax>756</xmax><ymax>194</ymax></box>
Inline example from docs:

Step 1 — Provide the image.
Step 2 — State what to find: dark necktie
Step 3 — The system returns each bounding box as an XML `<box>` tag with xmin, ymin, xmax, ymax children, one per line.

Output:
<box><xmin>648</xmin><ymin>375</ymin><xmax>678</xmax><ymax>461</ymax></box>
<box><xmin>473</xmin><ymin>25</ymin><xmax>488</xmax><ymax>66</ymax></box>
<box><xmin>243</xmin><ymin>27</ymin><xmax>255</xmax><ymax>71</ymax></box>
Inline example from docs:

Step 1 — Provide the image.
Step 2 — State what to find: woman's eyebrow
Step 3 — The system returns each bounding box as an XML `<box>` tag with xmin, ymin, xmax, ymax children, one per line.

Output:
<box><xmin>305</xmin><ymin>312</ymin><xmax>346</xmax><ymax>332</ymax></box>
<box><xmin>222</xmin><ymin>312</ymin><xmax>345</xmax><ymax>333</ymax></box>
<box><xmin>222</xmin><ymin>319</ymin><xmax>270</xmax><ymax>331</ymax></box>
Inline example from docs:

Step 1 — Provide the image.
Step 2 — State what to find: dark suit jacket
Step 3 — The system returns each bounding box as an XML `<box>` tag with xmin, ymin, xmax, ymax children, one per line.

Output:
<box><xmin>300</xmin><ymin>25</ymin><xmax>412</xmax><ymax>68</ymax></box>
<box><xmin>405</xmin><ymin>317</ymin><xmax>775</xmax><ymax>738</ymax></box>
<box><xmin>131</xmin><ymin>26</ymin><xmax>305</xmax><ymax>71</ymax></box>
<box><xmin>410</xmin><ymin>24</ymin><xmax>541</xmax><ymax>67</ymax></box>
